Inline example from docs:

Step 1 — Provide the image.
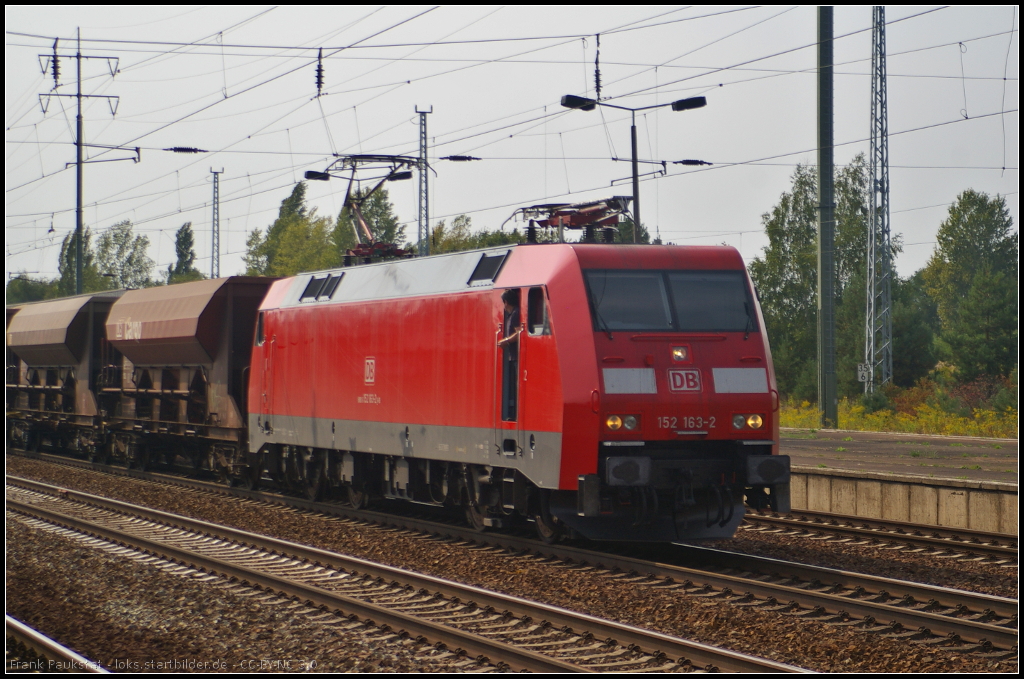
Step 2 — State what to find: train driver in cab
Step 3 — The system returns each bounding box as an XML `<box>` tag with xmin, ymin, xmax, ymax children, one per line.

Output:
<box><xmin>497</xmin><ymin>288</ymin><xmax>522</xmax><ymax>421</ymax></box>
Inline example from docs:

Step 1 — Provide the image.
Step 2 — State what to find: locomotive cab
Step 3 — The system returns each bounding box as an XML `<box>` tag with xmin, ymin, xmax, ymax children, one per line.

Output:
<box><xmin>538</xmin><ymin>245</ymin><xmax>790</xmax><ymax>541</ymax></box>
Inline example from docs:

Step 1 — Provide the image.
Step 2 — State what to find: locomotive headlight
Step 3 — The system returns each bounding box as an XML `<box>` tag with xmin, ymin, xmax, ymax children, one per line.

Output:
<box><xmin>746</xmin><ymin>414</ymin><xmax>764</xmax><ymax>429</ymax></box>
<box><xmin>672</xmin><ymin>346</ymin><xmax>688</xmax><ymax>362</ymax></box>
<box><xmin>606</xmin><ymin>415</ymin><xmax>623</xmax><ymax>430</ymax></box>
<box><xmin>623</xmin><ymin>415</ymin><xmax>638</xmax><ymax>430</ymax></box>
<box><xmin>732</xmin><ymin>414</ymin><xmax>746</xmax><ymax>429</ymax></box>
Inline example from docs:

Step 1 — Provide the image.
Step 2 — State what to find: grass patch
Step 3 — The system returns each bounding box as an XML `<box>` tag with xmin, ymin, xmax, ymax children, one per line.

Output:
<box><xmin>816</xmin><ymin>463</ymin><xmax>827</xmax><ymax>468</ymax></box>
<box><xmin>842</xmin><ymin>436</ymin><xmax>853</xmax><ymax>441</ymax></box>
<box><xmin>910</xmin><ymin>451</ymin><xmax>921</xmax><ymax>458</ymax></box>
<box><xmin>835</xmin><ymin>447</ymin><xmax>847</xmax><ymax>452</ymax></box>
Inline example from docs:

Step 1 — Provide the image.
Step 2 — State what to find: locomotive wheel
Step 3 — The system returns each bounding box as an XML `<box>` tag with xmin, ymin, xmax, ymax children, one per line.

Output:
<box><xmin>346</xmin><ymin>485</ymin><xmax>368</xmax><ymax>509</ymax></box>
<box><xmin>304</xmin><ymin>451</ymin><xmax>326</xmax><ymax>501</ymax></box>
<box><xmin>239</xmin><ymin>459</ymin><xmax>262</xmax><ymax>491</ymax></box>
<box><xmin>465</xmin><ymin>502</ymin><xmax>488</xmax><ymax>532</ymax></box>
<box><xmin>533</xmin><ymin>491</ymin><xmax>563</xmax><ymax>544</ymax></box>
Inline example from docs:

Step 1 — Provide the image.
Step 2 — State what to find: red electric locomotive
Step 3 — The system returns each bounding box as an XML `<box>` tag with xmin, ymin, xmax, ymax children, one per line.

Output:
<box><xmin>249</xmin><ymin>242</ymin><xmax>790</xmax><ymax>542</ymax></box>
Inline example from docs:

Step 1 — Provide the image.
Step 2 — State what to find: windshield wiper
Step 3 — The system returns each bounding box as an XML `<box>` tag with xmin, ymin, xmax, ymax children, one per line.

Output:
<box><xmin>744</xmin><ymin>302</ymin><xmax>754</xmax><ymax>341</ymax></box>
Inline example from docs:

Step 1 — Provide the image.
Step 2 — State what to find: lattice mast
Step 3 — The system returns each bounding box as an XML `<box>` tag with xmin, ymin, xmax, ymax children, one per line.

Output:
<box><xmin>211</xmin><ymin>168</ymin><xmax>223</xmax><ymax>279</ymax></box>
<box><xmin>865</xmin><ymin>5</ymin><xmax>893</xmax><ymax>392</ymax></box>
<box><xmin>416</xmin><ymin>107</ymin><xmax>431</xmax><ymax>256</ymax></box>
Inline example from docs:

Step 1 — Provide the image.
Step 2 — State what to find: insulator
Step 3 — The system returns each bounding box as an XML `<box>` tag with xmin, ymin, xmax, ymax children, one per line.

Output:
<box><xmin>602</xmin><ymin>227</ymin><xmax>616</xmax><ymax>243</ymax></box>
<box><xmin>51</xmin><ymin>39</ymin><xmax>60</xmax><ymax>87</ymax></box>
<box><xmin>164</xmin><ymin>147</ymin><xmax>207</xmax><ymax>154</ymax></box>
<box><xmin>316</xmin><ymin>48</ymin><xmax>324</xmax><ymax>95</ymax></box>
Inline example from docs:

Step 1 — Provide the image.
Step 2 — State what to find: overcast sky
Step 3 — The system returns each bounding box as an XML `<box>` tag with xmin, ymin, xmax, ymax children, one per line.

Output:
<box><xmin>5</xmin><ymin>6</ymin><xmax>1018</xmax><ymax>284</ymax></box>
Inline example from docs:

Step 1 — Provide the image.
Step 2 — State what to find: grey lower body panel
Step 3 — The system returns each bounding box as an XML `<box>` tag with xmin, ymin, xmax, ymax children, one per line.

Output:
<box><xmin>249</xmin><ymin>413</ymin><xmax>563</xmax><ymax>490</ymax></box>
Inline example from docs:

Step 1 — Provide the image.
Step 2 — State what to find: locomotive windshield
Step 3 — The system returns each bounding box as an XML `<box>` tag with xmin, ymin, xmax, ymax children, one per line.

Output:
<box><xmin>584</xmin><ymin>269</ymin><xmax>757</xmax><ymax>332</ymax></box>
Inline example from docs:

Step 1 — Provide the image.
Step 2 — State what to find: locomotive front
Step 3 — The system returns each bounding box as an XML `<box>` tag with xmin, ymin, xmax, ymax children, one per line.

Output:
<box><xmin>545</xmin><ymin>245</ymin><xmax>790</xmax><ymax>541</ymax></box>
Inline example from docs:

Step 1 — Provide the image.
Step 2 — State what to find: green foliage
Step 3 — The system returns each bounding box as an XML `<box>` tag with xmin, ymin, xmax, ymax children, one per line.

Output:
<box><xmin>936</xmin><ymin>269</ymin><xmax>1017</xmax><ymax>380</ymax></box>
<box><xmin>922</xmin><ymin>192</ymin><xmax>1018</xmax><ymax>380</ymax></box>
<box><xmin>616</xmin><ymin>218</ymin><xmax>651</xmax><ymax>244</ymax></box>
<box><xmin>428</xmin><ymin>215</ymin><xmax>525</xmax><ymax>253</ymax></box>
<box><xmin>96</xmin><ymin>220</ymin><xmax>156</xmax><ymax>289</ymax></box>
<box><xmin>166</xmin><ymin>222</ymin><xmax>205</xmax><ymax>285</ymax></box>
<box><xmin>334</xmin><ymin>186</ymin><xmax>405</xmax><ymax>247</ymax></box>
<box><xmin>922</xmin><ymin>191</ymin><xmax>1017</xmax><ymax>315</ymax></box>
<box><xmin>56</xmin><ymin>227</ymin><xmax>111</xmax><ymax>296</ymax></box>
<box><xmin>244</xmin><ymin>182</ymin><xmax>350</xmax><ymax>277</ymax></box>
<box><xmin>860</xmin><ymin>389</ymin><xmax>892</xmax><ymax>414</ymax></box>
<box><xmin>748</xmin><ymin>155</ymin><xmax>920</xmax><ymax>403</ymax></box>
<box><xmin>747</xmin><ymin>163</ymin><xmax>825</xmax><ymax>400</ymax></box>
<box><xmin>890</xmin><ymin>272</ymin><xmax>938</xmax><ymax>387</ymax></box>
<box><xmin>5</xmin><ymin>275</ymin><xmax>57</xmax><ymax>304</ymax></box>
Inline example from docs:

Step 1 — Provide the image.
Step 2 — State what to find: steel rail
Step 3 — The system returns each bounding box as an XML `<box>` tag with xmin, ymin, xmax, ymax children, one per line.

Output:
<box><xmin>744</xmin><ymin>510</ymin><xmax>1017</xmax><ymax>559</ymax></box>
<box><xmin>6</xmin><ymin>615</ymin><xmax>108</xmax><ymax>674</ymax></box>
<box><xmin>7</xmin><ymin>495</ymin><xmax>589</xmax><ymax>675</ymax></box>
<box><xmin>10</xmin><ymin>457</ymin><xmax>1018</xmax><ymax>650</ymax></box>
<box><xmin>6</xmin><ymin>478</ymin><xmax>802</xmax><ymax>674</ymax></box>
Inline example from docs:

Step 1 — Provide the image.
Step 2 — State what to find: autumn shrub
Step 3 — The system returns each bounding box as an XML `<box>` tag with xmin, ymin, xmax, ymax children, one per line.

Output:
<box><xmin>780</xmin><ymin>371</ymin><xmax>1018</xmax><ymax>439</ymax></box>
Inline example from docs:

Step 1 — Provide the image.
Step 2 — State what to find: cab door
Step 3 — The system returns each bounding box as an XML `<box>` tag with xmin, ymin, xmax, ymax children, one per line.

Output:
<box><xmin>518</xmin><ymin>287</ymin><xmax>560</xmax><ymax>455</ymax></box>
<box><xmin>493</xmin><ymin>289</ymin><xmax>522</xmax><ymax>459</ymax></box>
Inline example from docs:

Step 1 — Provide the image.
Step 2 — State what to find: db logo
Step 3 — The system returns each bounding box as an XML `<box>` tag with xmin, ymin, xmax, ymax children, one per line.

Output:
<box><xmin>668</xmin><ymin>369</ymin><xmax>701</xmax><ymax>392</ymax></box>
<box><xmin>364</xmin><ymin>357</ymin><xmax>376</xmax><ymax>385</ymax></box>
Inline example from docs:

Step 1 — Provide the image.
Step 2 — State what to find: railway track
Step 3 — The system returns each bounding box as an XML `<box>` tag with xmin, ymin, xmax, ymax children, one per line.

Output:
<box><xmin>7</xmin><ymin>479</ymin><xmax>801</xmax><ymax>673</ymax></box>
<box><xmin>6</xmin><ymin>615</ymin><xmax>107</xmax><ymax>674</ymax></box>
<box><xmin>8</xmin><ymin>462</ymin><xmax>1018</xmax><ymax>659</ymax></box>
<box><xmin>743</xmin><ymin>510</ymin><xmax>1017</xmax><ymax>563</ymax></box>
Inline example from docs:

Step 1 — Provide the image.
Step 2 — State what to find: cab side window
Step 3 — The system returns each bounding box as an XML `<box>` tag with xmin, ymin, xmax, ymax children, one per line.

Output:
<box><xmin>528</xmin><ymin>287</ymin><xmax>550</xmax><ymax>336</ymax></box>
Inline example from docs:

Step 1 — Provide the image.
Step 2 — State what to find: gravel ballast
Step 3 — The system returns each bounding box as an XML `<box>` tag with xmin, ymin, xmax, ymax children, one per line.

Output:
<box><xmin>6</xmin><ymin>456</ymin><xmax>1017</xmax><ymax>673</ymax></box>
<box><xmin>6</xmin><ymin>515</ymin><xmax>484</xmax><ymax>672</ymax></box>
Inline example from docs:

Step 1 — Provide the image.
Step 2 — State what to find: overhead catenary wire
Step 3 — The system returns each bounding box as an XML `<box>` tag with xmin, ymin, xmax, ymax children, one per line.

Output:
<box><xmin>6</xmin><ymin>7</ymin><xmax>1015</xmax><ymax>276</ymax></box>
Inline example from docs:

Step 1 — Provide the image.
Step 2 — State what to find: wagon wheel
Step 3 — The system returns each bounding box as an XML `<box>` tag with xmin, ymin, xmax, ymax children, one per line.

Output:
<box><xmin>304</xmin><ymin>452</ymin><xmax>327</xmax><ymax>502</ymax></box>
<box><xmin>88</xmin><ymin>444</ymin><xmax>109</xmax><ymax>466</ymax></box>
<box><xmin>25</xmin><ymin>429</ymin><xmax>41</xmax><ymax>454</ymax></box>
<box><xmin>126</xmin><ymin>441</ymin><xmax>150</xmax><ymax>471</ymax></box>
<box><xmin>346</xmin><ymin>485</ymin><xmax>368</xmax><ymax>509</ymax></box>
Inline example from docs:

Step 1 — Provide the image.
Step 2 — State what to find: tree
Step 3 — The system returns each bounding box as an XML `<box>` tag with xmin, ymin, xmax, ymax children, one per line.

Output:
<box><xmin>244</xmin><ymin>182</ymin><xmax>342</xmax><ymax>277</ymax></box>
<box><xmin>748</xmin><ymin>163</ymin><xmax>819</xmax><ymax>400</ymax></box>
<box><xmin>429</xmin><ymin>215</ymin><xmax>524</xmax><ymax>253</ymax></box>
<box><xmin>333</xmin><ymin>187</ymin><xmax>405</xmax><ymax>247</ymax></box>
<box><xmin>166</xmin><ymin>222</ymin><xmax>205</xmax><ymax>284</ymax></box>
<box><xmin>890</xmin><ymin>272</ymin><xmax>939</xmax><ymax>388</ymax></box>
<box><xmin>56</xmin><ymin>227</ymin><xmax>108</xmax><ymax>297</ymax></box>
<box><xmin>922</xmin><ymin>191</ymin><xmax>1017</xmax><ymax>379</ymax></box>
<box><xmin>616</xmin><ymin>218</ymin><xmax>651</xmax><ymax>244</ymax></box>
<box><xmin>935</xmin><ymin>268</ymin><xmax>1017</xmax><ymax>381</ymax></box>
<box><xmin>5</xmin><ymin>275</ymin><xmax>57</xmax><ymax>304</ymax></box>
<box><xmin>748</xmin><ymin>155</ymin><xmax>886</xmax><ymax>401</ymax></box>
<box><xmin>96</xmin><ymin>220</ymin><xmax>155</xmax><ymax>290</ymax></box>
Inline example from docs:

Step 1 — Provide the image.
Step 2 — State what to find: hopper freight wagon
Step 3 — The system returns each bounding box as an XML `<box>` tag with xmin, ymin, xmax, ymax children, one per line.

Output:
<box><xmin>6</xmin><ymin>291</ymin><xmax>123</xmax><ymax>456</ymax></box>
<box><xmin>101</xmin><ymin>277</ymin><xmax>274</xmax><ymax>472</ymax></box>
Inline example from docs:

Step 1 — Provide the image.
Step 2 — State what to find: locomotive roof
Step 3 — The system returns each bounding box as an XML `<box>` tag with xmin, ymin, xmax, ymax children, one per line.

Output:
<box><xmin>264</xmin><ymin>243</ymin><xmax>747</xmax><ymax>310</ymax></box>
